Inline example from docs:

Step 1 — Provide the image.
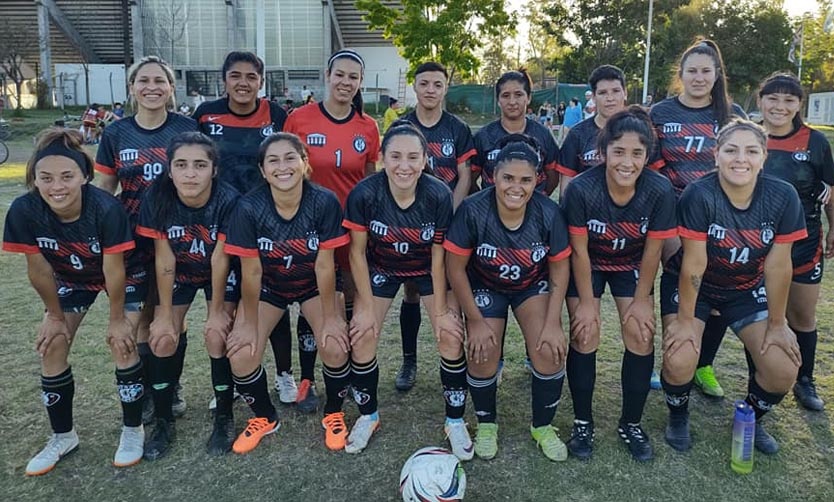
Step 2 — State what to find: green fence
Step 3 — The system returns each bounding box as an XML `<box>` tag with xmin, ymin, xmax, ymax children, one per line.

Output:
<box><xmin>445</xmin><ymin>83</ymin><xmax>590</xmax><ymax>115</ymax></box>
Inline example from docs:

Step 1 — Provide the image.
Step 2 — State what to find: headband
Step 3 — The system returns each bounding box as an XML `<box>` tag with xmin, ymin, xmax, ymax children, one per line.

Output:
<box><xmin>328</xmin><ymin>50</ymin><xmax>365</xmax><ymax>70</ymax></box>
<box><xmin>496</xmin><ymin>142</ymin><xmax>541</xmax><ymax>168</ymax></box>
<box><xmin>34</xmin><ymin>141</ymin><xmax>91</xmax><ymax>177</ymax></box>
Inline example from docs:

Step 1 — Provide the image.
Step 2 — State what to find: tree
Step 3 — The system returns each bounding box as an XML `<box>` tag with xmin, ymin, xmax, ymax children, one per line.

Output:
<box><xmin>356</xmin><ymin>0</ymin><xmax>515</xmax><ymax>82</ymax></box>
<box><xmin>523</xmin><ymin>1</ymin><xmax>568</xmax><ymax>85</ymax></box>
<box><xmin>794</xmin><ymin>2</ymin><xmax>834</xmax><ymax>91</ymax></box>
<box><xmin>480</xmin><ymin>34</ymin><xmax>514</xmax><ymax>85</ymax></box>
<box><xmin>143</xmin><ymin>0</ymin><xmax>188</xmax><ymax>65</ymax></box>
<box><xmin>0</xmin><ymin>20</ymin><xmax>40</xmax><ymax>110</ymax></box>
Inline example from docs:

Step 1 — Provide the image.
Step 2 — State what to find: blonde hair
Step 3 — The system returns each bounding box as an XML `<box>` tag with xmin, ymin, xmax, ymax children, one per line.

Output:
<box><xmin>127</xmin><ymin>55</ymin><xmax>177</xmax><ymax>111</ymax></box>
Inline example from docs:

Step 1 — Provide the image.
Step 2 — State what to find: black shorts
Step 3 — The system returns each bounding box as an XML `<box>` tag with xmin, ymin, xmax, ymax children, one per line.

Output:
<box><xmin>260</xmin><ymin>273</ymin><xmax>343</xmax><ymax>311</ymax></box>
<box><xmin>470</xmin><ymin>276</ymin><xmax>549</xmax><ymax>319</ymax></box>
<box><xmin>659</xmin><ymin>271</ymin><xmax>768</xmax><ymax>334</ymax></box>
<box><xmin>370</xmin><ymin>272</ymin><xmax>434</xmax><ymax>299</ymax></box>
<box><xmin>792</xmin><ymin>223</ymin><xmax>823</xmax><ymax>284</ymax></box>
<box><xmin>57</xmin><ymin>281</ymin><xmax>148</xmax><ymax>314</ymax></box>
<box><xmin>567</xmin><ymin>269</ymin><xmax>646</xmax><ymax>298</ymax></box>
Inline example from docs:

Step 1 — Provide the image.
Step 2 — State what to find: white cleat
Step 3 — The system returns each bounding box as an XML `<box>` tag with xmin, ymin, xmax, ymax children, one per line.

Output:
<box><xmin>25</xmin><ymin>430</ymin><xmax>80</xmax><ymax>476</ymax></box>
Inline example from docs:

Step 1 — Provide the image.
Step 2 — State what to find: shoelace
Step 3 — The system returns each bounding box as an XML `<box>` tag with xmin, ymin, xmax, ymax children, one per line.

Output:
<box><xmin>38</xmin><ymin>436</ymin><xmax>70</xmax><ymax>458</ymax></box>
<box><xmin>573</xmin><ymin>424</ymin><xmax>592</xmax><ymax>440</ymax></box>
<box><xmin>323</xmin><ymin>412</ymin><xmax>346</xmax><ymax>433</ymax></box>
<box><xmin>625</xmin><ymin>424</ymin><xmax>647</xmax><ymax>443</ymax></box>
<box><xmin>243</xmin><ymin>417</ymin><xmax>273</xmax><ymax>436</ymax></box>
<box><xmin>446</xmin><ymin>423</ymin><xmax>470</xmax><ymax>444</ymax></box>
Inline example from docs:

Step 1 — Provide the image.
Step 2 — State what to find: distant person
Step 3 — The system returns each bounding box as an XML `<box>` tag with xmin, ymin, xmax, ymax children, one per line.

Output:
<box><xmin>563</xmin><ymin>97</ymin><xmax>582</xmax><ymax>129</ymax></box>
<box><xmin>191</xmin><ymin>89</ymin><xmax>205</xmax><ymax>109</ymax></box>
<box><xmin>583</xmin><ymin>90</ymin><xmax>596</xmax><ymax>119</ymax></box>
<box><xmin>305</xmin><ymin>91</ymin><xmax>315</xmax><ymax>105</ymax></box>
<box><xmin>642</xmin><ymin>94</ymin><xmax>653</xmax><ymax>108</ymax></box>
<box><xmin>301</xmin><ymin>85</ymin><xmax>312</xmax><ymax>103</ymax></box>
<box><xmin>113</xmin><ymin>102</ymin><xmax>125</xmax><ymax>119</ymax></box>
<box><xmin>556</xmin><ymin>102</ymin><xmax>566</xmax><ymax>125</ymax></box>
<box><xmin>382</xmin><ymin>97</ymin><xmax>403</xmax><ymax>132</ymax></box>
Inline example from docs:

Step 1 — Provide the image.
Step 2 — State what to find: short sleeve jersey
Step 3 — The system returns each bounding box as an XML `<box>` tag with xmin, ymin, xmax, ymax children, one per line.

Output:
<box><xmin>284</xmin><ymin>103</ymin><xmax>380</xmax><ymax>206</ymax></box>
<box><xmin>2</xmin><ymin>184</ymin><xmax>138</xmax><ymax>291</ymax></box>
<box><xmin>471</xmin><ymin>118</ymin><xmax>559</xmax><ymax>193</ymax></box>
<box><xmin>193</xmin><ymin>97</ymin><xmax>287</xmax><ymax>193</ymax></box>
<box><xmin>764</xmin><ymin>125</ymin><xmax>834</xmax><ymax>223</ymax></box>
<box><xmin>563</xmin><ymin>166</ymin><xmax>677</xmax><ymax>271</ymax></box>
<box><xmin>444</xmin><ymin>189</ymin><xmax>571</xmax><ymax>291</ymax></box>
<box><xmin>344</xmin><ymin>172</ymin><xmax>453</xmax><ymax>278</ymax></box>
<box><xmin>557</xmin><ymin>117</ymin><xmax>602</xmax><ymax>177</ymax></box>
<box><xmin>401</xmin><ymin>110</ymin><xmax>476</xmax><ymax>190</ymax></box>
<box><xmin>649</xmin><ymin>98</ymin><xmax>746</xmax><ymax>196</ymax></box>
<box><xmin>95</xmin><ymin>113</ymin><xmax>197</xmax><ymax>221</ymax></box>
<box><xmin>668</xmin><ymin>172</ymin><xmax>807</xmax><ymax>299</ymax></box>
<box><xmin>224</xmin><ymin>182</ymin><xmax>349</xmax><ymax>298</ymax></box>
<box><xmin>136</xmin><ymin>181</ymin><xmax>241</xmax><ymax>287</ymax></box>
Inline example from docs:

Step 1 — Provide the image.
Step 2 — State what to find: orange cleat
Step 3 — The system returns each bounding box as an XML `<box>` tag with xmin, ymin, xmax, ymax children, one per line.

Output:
<box><xmin>232</xmin><ymin>417</ymin><xmax>279</xmax><ymax>454</ymax></box>
<box><xmin>322</xmin><ymin>412</ymin><xmax>348</xmax><ymax>451</ymax></box>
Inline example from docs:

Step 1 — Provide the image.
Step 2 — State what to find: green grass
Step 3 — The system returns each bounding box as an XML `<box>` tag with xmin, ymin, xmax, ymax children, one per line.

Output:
<box><xmin>2</xmin><ymin>139</ymin><xmax>834</xmax><ymax>501</ymax></box>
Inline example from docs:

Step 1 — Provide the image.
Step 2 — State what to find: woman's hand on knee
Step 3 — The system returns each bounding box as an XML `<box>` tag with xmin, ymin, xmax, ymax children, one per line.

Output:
<box><xmin>761</xmin><ymin>321</ymin><xmax>802</xmax><ymax>368</ymax></box>
<box><xmin>36</xmin><ymin>313</ymin><xmax>71</xmax><ymax>357</ymax></box>
<box><xmin>107</xmin><ymin>316</ymin><xmax>137</xmax><ymax>360</ymax></box>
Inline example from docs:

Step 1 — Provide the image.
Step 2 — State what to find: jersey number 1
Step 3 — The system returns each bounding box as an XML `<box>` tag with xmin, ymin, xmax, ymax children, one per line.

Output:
<box><xmin>334</xmin><ymin>149</ymin><xmax>342</xmax><ymax>169</ymax></box>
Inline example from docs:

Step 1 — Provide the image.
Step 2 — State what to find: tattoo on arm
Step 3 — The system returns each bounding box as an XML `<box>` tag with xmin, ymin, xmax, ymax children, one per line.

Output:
<box><xmin>162</xmin><ymin>267</ymin><xmax>174</xmax><ymax>276</ymax></box>
<box><xmin>689</xmin><ymin>274</ymin><xmax>701</xmax><ymax>291</ymax></box>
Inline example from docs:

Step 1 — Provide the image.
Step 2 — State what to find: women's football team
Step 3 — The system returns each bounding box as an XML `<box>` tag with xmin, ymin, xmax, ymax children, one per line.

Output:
<box><xmin>4</xmin><ymin>37</ymin><xmax>832</xmax><ymax>476</ymax></box>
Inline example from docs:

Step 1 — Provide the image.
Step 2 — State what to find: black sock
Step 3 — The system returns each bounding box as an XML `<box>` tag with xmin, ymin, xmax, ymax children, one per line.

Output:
<box><xmin>345</xmin><ymin>302</ymin><xmax>354</xmax><ymax>323</ymax></box>
<box><xmin>567</xmin><ymin>348</ymin><xmax>596</xmax><ymax>423</ymax></box>
<box><xmin>173</xmin><ymin>331</ymin><xmax>187</xmax><ymax>385</ymax></box>
<box><xmin>148</xmin><ymin>353</ymin><xmax>177</xmax><ymax>421</ymax></box>
<box><xmin>467</xmin><ymin>372</ymin><xmax>498</xmax><ymax>423</ymax></box>
<box><xmin>270</xmin><ymin>314</ymin><xmax>292</xmax><ymax>375</ymax></box>
<box><xmin>697</xmin><ymin>315</ymin><xmax>728</xmax><ymax>368</ymax></box>
<box><xmin>210</xmin><ymin>356</ymin><xmax>234</xmax><ymax>417</ymax></box>
<box><xmin>400</xmin><ymin>301</ymin><xmax>421</xmax><ymax>359</ymax></box>
<box><xmin>746</xmin><ymin>376</ymin><xmax>786</xmax><ymax>420</ymax></box>
<box><xmin>662</xmin><ymin>375</ymin><xmax>692</xmax><ymax>417</ymax></box>
<box><xmin>620</xmin><ymin>350</ymin><xmax>654</xmax><ymax>424</ymax></box>
<box><xmin>744</xmin><ymin>348</ymin><xmax>756</xmax><ymax>378</ymax></box>
<box><xmin>440</xmin><ymin>356</ymin><xmax>467</xmax><ymax>419</ymax></box>
<box><xmin>297</xmin><ymin>314</ymin><xmax>317</xmax><ymax>382</ymax></box>
<box><xmin>42</xmin><ymin>367</ymin><xmax>74</xmax><ymax>433</ymax></box>
<box><xmin>233</xmin><ymin>366</ymin><xmax>277</xmax><ymax>421</ymax></box>
<box><xmin>322</xmin><ymin>360</ymin><xmax>351</xmax><ymax>414</ymax></box>
<box><xmin>138</xmin><ymin>342</ymin><xmax>152</xmax><ymax>387</ymax></box>
<box><xmin>795</xmin><ymin>329</ymin><xmax>817</xmax><ymax>380</ymax></box>
<box><xmin>531</xmin><ymin>367</ymin><xmax>565</xmax><ymax>427</ymax></box>
<box><xmin>116</xmin><ymin>361</ymin><xmax>145</xmax><ymax>427</ymax></box>
<box><xmin>351</xmin><ymin>358</ymin><xmax>379</xmax><ymax>415</ymax></box>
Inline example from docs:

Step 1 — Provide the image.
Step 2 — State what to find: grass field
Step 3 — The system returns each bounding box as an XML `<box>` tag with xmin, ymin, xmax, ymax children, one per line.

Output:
<box><xmin>2</xmin><ymin>122</ymin><xmax>834</xmax><ymax>501</ymax></box>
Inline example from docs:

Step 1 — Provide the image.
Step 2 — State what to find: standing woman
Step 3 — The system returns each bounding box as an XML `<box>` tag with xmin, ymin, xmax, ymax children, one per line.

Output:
<box><xmin>661</xmin><ymin>119</ymin><xmax>806</xmax><ymax>454</ymax></box>
<box><xmin>471</xmin><ymin>69</ymin><xmax>560</xmax><ymax>195</ymax></box>
<box><xmin>562</xmin><ymin>107</ymin><xmax>677</xmax><ymax>462</ymax></box>
<box><xmin>4</xmin><ymin>129</ymin><xmax>148</xmax><ymax>474</ymax></box>
<box><xmin>343</xmin><ymin>124</ymin><xmax>466</xmax><ymax>456</ymax></box>
<box><xmin>95</xmin><ymin>56</ymin><xmax>197</xmax><ymax>422</ymax></box>
<box><xmin>650</xmin><ymin>39</ymin><xmax>745</xmax><ymax>397</ymax></box>
<box><xmin>757</xmin><ymin>72</ymin><xmax>834</xmax><ymax>411</ymax></box>
<box><xmin>445</xmin><ymin>140</ymin><xmax>571</xmax><ymax>461</ymax></box>
<box><xmin>223</xmin><ymin>133</ymin><xmax>349</xmax><ymax>454</ymax></box>
<box><xmin>136</xmin><ymin>132</ymin><xmax>241</xmax><ymax>458</ymax></box>
<box><xmin>284</xmin><ymin>49</ymin><xmax>380</xmax><ymax>411</ymax></box>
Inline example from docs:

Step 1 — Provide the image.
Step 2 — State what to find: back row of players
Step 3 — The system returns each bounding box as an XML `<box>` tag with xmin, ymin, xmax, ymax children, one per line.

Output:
<box><xmin>5</xmin><ymin>38</ymin><xmax>833</xmax><ymax>476</ymax></box>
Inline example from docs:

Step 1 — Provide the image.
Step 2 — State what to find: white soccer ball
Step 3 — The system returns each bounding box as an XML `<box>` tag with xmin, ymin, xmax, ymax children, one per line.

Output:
<box><xmin>399</xmin><ymin>446</ymin><xmax>466</xmax><ymax>501</ymax></box>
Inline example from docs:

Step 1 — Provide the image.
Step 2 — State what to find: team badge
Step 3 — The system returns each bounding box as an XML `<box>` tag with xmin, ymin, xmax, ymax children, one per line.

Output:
<box><xmin>42</xmin><ymin>392</ymin><xmax>61</xmax><ymax>407</ymax></box>
<box><xmin>372</xmin><ymin>274</ymin><xmax>387</xmax><ymax>286</ymax></box>
<box><xmin>487</xmin><ymin>149</ymin><xmax>501</xmax><ymax>161</ymax></box>
<box><xmin>420</xmin><ymin>224</ymin><xmax>435</xmax><ymax>242</ymax></box>
<box><xmin>118</xmin><ymin>148</ymin><xmax>139</xmax><ymax>164</ymax></box>
<box><xmin>87</xmin><ymin>237</ymin><xmax>101</xmax><ymax>254</ymax></box>
<box><xmin>792</xmin><ymin>151</ymin><xmax>810</xmax><ymax>162</ymax></box>
<box><xmin>639</xmin><ymin>217</ymin><xmax>649</xmax><ymax>235</ymax></box>
<box><xmin>209</xmin><ymin>225</ymin><xmax>219</xmax><ymax>241</ymax></box>
<box><xmin>299</xmin><ymin>332</ymin><xmax>317</xmax><ymax>352</ymax></box>
<box><xmin>352</xmin><ymin>388</ymin><xmax>371</xmax><ymax>405</ymax></box>
<box><xmin>242</xmin><ymin>394</ymin><xmax>256</xmax><ymax>405</ymax></box>
<box><xmin>353</xmin><ymin>135</ymin><xmax>367</xmax><ymax>153</ymax></box>
<box><xmin>261</xmin><ymin>125</ymin><xmax>274</xmax><ymax>137</ymax></box>
<box><xmin>474</xmin><ymin>290</ymin><xmax>493</xmax><ymax>309</ymax></box>
<box><xmin>441</xmin><ymin>141</ymin><xmax>454</xmax><ymax>158</ymax></box>
<box><xmin>531</xmin><ymin>243</ymin><xmax>547</xmax><ymax>263</ymax></box>
<box><xmin>306</xmin><ymin>231</ymin><xmax>320</xmax><ymax>251</ymax></box>
<box><xmin>444</xmin><ymin>390</ymin><xmax>467</xmax><ymax>408</ymax></box>
<box><xmin>672</xmin><ymin>290</ymin><xmax>680</xmax><ymax>306</ymax></box>
<box><xmin>760</xmin><ymin>223</ymin><xmax>775</xmax><ymax>245</ymax></box>
<box><xmin>118</xmin><ymin>383</ymin><xmax>144</xmax><ymax>403</ymax></box>
<box><xmin>307</xmin><ymin>133</ymin><xmax>326</xmax><ymax>147</ymax></box>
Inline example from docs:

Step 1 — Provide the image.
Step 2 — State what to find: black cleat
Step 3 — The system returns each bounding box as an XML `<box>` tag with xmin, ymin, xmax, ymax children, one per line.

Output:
<box><xmin>207</xmin><ymin>413</ymin><xmax>235</xmax><ymax>456</ymax></box>
<box><xmin>395</xmin><ymin>357</ymin><xmax>417</xmax><ymax>392</ymax></box>
<box><xmin>665</xmin><ymin>413</ymin><xmax>691</xmax><ymax>452</ymax></box>
<box><xmin>172</xmin><ymin>383</ymin><xmax>187</xmax><ymax>418</ymax></box>
<box><xmin>754</xmin><ymin>422</ymin><xmax>779</xmax><ymax>455</ymax></box>
<box><xmin>794</xmin><ymin>377</ymin><xmax>824</xmax><ymax>411</ymax></box>
<box><xmin>142</xmin><ymin>395</ymin><xmax>155</xmax><ymax>425</ymax></box>
<box><xmin>144</xmin><ymin>418</ymin><xmax>175</xmax><ymax>461</ymax></box>
<box><xmin>566</xmin><ymin>421</ymin><xmax>594</xmax><ymax>460</ymax></box>
<box><xmin>618</xmin><ymin>422</ymin><xmax>653</xmax><ymax>462</ymax></box>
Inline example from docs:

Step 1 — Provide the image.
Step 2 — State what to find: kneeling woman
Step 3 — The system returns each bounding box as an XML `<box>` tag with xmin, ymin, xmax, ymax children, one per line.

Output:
<box><xmin>4</xmin><ymin>129</ymin><xmax>147</xmax><ymax>475</ymax></box>
<box><xmin>343</xmin><ymin>124</ymin><xmax>465</xmax><ymax>456</ymax></box>
<box><xmin>223</xmin><ymin>133</ymin><xmax>348</xmax><ymax>454</ymax></box>
<box><xmin>444</xmin><ymin>139</ymin><xmax>571</xmax><ymax>461</ymax></box>
<box><xmin>562</xmin><ymin>106</ymin><xmax>676</xmax><ymax>462</ymax></box>
<box><xmin>661</xmin><ymin>119</ymin><xmax>806</xmax><ymax>454</ymax></box>
<box><xmin>136</xmin><ymin>132</ymin><xmax>240</xmax><ymax>458</ymax></box>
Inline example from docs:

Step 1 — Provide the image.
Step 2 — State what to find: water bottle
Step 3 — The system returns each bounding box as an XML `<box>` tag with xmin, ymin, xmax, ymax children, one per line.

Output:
<box><xmin>731</xmin><ymin>400</ymin><xmax>755</xmax><ymax>474</ymax></box>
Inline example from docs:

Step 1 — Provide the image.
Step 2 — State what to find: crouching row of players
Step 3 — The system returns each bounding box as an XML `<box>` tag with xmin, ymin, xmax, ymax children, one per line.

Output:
<box><xmin>4</xmin><ymin>107</ymin><xmax>807</xmax><ymax>475</ymax></box>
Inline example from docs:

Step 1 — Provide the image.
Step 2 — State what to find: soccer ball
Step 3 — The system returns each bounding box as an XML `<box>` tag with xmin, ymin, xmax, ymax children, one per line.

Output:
<box><xmin>399</xmin><ymin>447</ymin><xmax>466</xmax><ymax>501</ymax></box>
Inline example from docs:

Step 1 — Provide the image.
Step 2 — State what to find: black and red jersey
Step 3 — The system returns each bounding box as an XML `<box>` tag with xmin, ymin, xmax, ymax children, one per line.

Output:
<box><xmin>284</xmin><ymin>103</ymin><xmax>380</xmax><ymax>206</ymax></box>
<box><xmin>563</xmin><ymin>166</ymin><xmax>677</xmax><ymax>271</ymax></box>
<box><xmin>444</xmin><ymin>189</ymin><xmax>571</xmax><ymax>291</ymax></box>
<box><xmin>344</xmin><ymin>172</ymin><xmax>453</xmax><ymax>278</ymax></box>
<box><xmin>471</xmin><ymin>118</ymin><xmax>559</xmax><ymax>193</ymax></box>
<box><xmin>2</xmin><ymin>184</ymin><xmax>141</xmax><ymax>291</ymax></box>
<box><xmin>95</xmin><ymin>113</ymin><xmax>197</xmax><ymax>221</ymax></box>
<box><xmin>668</xmin><ymin>172</ymin><xmax>806</xmax><ymax>298</ymax></box>
<box><xmin>193</xmin><ymin>97</ymin><xmax>287</xmax><ymax>193</ymax></box>
<box><xmin>764</xmin><ymin>124</ymin><xmax>834</xmax><ymax>222</ymax></box>
<box><xmin>401</xmin><ymin>110</ymin><xmax>476</xmax><ymax>190</ymax></box>
<box><xmin>557</xmin><ymin>117</ymin><xmax>602</xmax><ymax>177</ymax></box>
<box><xmin>649</xmin><ymin>98</ymin><xmax>745</xmax><ymax>196</ymax></box>
<box><xmin>136</xmin><ymin>181</ymin><xmax>240</xmax><ymax>287</ymax></box>
<box><xmin>224</xmin><ymin>181</ymin><xmax>349</xmax><ymax>298</ymax></box>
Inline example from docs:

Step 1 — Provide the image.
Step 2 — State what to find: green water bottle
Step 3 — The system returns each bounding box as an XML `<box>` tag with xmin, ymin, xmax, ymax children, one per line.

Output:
<box><xmin>731</xmin><ymin>400</ymin><xmax>755</xmax><ymax>474</ymax></box>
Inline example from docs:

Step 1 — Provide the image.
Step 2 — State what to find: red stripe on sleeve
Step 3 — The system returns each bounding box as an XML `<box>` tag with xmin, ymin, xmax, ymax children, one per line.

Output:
<box><xmin>647</xmin><ymin>228</ymin><xmax>678</xmax><ymax>240</ymax></box>
<box><xmin>217</xmin><ymin>232</ymin><xmax>227</xmax><ymax>242</ymax></box>
<box><xmin>94</xmin><ymin>162</ymin><xmax>116</xmax><ymax>175</ymax></box>
<box><xmin>548</xmin><ymin>246</ymin><xmax>572</xmax><ymax>262</ymax></box>
<box><xmin>224</xmin><ymin>243</ymin><xmax>260</xmax><ymax>258</ymax></box>
<box><xmin>442</xmin><ymin>240</ymin><xmax>472</xmax><ymax>256</ymax></box>
<box><xmin>2</xmin><ymin>242</ymin><xmax>39</xmax><ymax>254</ymax></box>
<box><xmin>775</xmin><ymin>229</ymin><xmax>809</xmax><ymax>244</ymax></box>
<box><xmin>456</xmin><ymin>149</ymin><xmax>476</xmax><ymax>164</ymax></box>
<box><xmin>648</xmin><ymin>159</ymin><xmax>665</xmax><ymax>171</ymax></box>
<box><xmin>135</xmin><ymin>225</ymin><xmax>166</xmax><ymax>240</ymax></box>
<box><xmin>103</xmin><ymin>241</ymin><xmax>136</xmax><ymax>254</ymax></box>
<box><xmin>343</xmin><ymin>219</ymin><xmax>367</xmax><ymax>232</ymax></box>
<box><xmin>568</xmin><ymin>225</ymin><xmax>588</xmax><ymax>236</ymax></box>
<box><xmin>320</xmin><ymin>233</ymin><xmax>350</xmax><ymax>250</ymax></box>
<box><xmin>678</xmin><ymin>227</ymin><xmax>707</xmax><ymax>241</ymax></box>
<box><xmin>470</xmin><ymin>163</ymin><xmax>482</xmax><ymax>174</ymax></box>
<box><xmin>544</xmin><ymin>160</ymin><xmax>558</xmax><ymax>173</ymax></box>
<box><xmin>555</xmin><ymin>164</ymin><xmax>578</xmax><ymax>177</ymax></box>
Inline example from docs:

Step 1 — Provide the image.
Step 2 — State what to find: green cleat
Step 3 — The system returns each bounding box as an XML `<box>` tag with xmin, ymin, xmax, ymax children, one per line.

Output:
<box><xmin>474</xmin><ymin>423</ymin><xmax>499</xmax><ymax>460</ymax></box>
<box><xmin>530</xmin><ymin>425</ymin><xmax>568</xmax><ymax>462</ymax></box>
<box><xmin>694</xmin><ymin>365</ymin><xmax>725</xmax><ymax>398</ymax></box>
